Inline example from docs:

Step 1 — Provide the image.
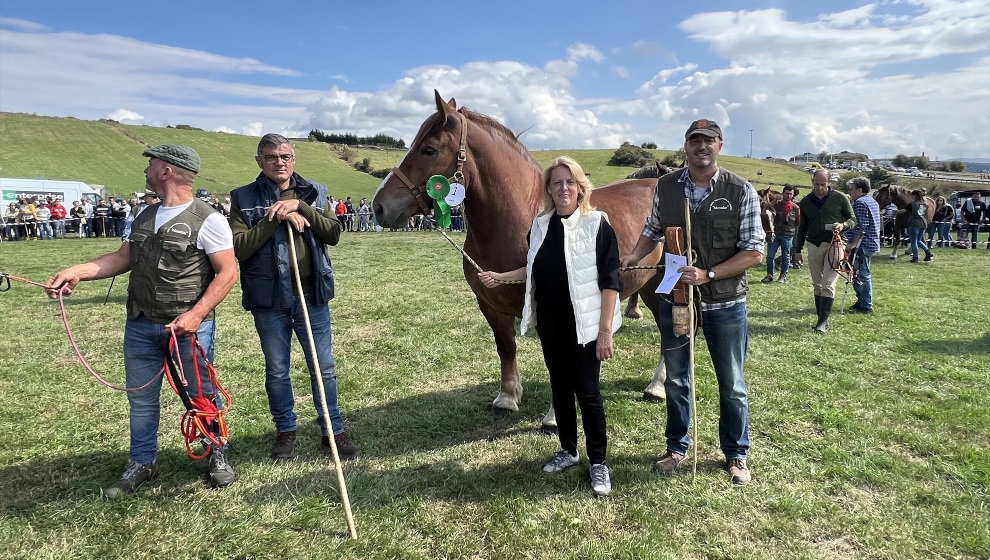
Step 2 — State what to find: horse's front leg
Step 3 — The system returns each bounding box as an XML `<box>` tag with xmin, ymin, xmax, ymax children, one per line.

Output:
<box><xmin>478</xmin><ymin>303</ymin><xmax>522</xmax><ymax>414</ymax></box>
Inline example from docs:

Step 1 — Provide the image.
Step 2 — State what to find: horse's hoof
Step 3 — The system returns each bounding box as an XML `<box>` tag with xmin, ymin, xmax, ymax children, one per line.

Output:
<box><xmin>540</xmin><ymin>424</ymin><xmax>559</xmax><ymax>435</ymax></box>
<box><xmin>642</xmin><ymin>392</ymin><xmax>666</xmax><ymax>403</ymax></box>
<box><xmin>625</xmin><ymin>309</ymin><xmax>644</xmax><ymax>320</ymax></box>
<box><xmin>488</xmin><ymin>405</ymin><xmax>513</xmax><ymax>418</ymax></box>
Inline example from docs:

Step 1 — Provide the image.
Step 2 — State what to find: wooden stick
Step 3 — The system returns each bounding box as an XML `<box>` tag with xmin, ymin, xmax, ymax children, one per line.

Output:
<box><xmin>684</xmin><ymin>198</ymin><xmax>699</xmax><ymax>483</ymax></box>
<box><xmin>286</xmin><ymin>222</ymin><xmax>358</xmax><ymax>540</ymax></box>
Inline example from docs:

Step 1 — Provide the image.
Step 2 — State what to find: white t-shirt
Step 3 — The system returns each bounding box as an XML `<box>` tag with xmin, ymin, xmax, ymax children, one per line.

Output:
<box><xmin>123</xmin><ymin>201</ymin><xmax>233</xmax><ymax>254</ymax></box>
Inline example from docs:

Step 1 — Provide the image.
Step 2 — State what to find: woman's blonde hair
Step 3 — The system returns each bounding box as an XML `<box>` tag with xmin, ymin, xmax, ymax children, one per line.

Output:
<box><xmin>541</xmin><ymin>156</ymin><xmax>596</xmax><ymax>216</ymax></box>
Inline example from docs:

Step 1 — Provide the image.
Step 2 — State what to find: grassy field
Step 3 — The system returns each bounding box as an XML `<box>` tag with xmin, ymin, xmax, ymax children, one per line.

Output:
<box><xmin>0</xmin><ymin>234</ymin><xmax>987</xmax><ymax>559</ymax></box>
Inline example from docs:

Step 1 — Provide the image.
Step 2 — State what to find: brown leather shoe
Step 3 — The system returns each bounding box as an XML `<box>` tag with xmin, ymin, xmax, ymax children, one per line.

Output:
<box><xmin>271</xmin><ymin>430</ymin><xmax>297</xmax><ymax>459</ymax></box>
<box><xmin>322</xmin><ymin>432</ymin><xmax>362</xmax><ymax>460</ymax></box>
<box><xmin>653</xmin><ymin>450</ymin><xmax>685</xmax><ymax>474</ymax></box>
<box><xmin>727</xmin><ymin>457</ymin><xmax>751</xmax><ymax>485</ymax></box>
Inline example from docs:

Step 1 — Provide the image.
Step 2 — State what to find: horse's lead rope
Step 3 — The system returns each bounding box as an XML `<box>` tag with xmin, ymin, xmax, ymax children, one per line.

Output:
<box><xmin>1</xmin><ymin>272</ymin><xmax>164</xmax><ymax>392</ymax></box>
<box><xmin>431</xmin><ymin>226</ymin><xmax>663</xmax><ymax>284</ymax></box>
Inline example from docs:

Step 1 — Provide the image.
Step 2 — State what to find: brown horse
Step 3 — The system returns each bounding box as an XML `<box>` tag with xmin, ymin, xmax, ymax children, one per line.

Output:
<box><xmin>372</xmin><ymin>91</ymin><xmax>666</xmax><ymax>428</ymax></box>
<box><xmin>873</xmin><ymin>185</ymin><xmax>935</xmax><ymax>259</ymax></box>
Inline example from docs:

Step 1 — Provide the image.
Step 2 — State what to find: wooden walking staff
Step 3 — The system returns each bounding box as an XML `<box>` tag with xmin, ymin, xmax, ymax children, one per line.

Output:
<box><xmin>683</xmin><ymin>198</ymin><xmax>699</xmax><ymax>482</ymax></box>
<box><xmin>286</xmin><ymin>222</ymin><xmax>358</xmax><ymax>540</ymax></box>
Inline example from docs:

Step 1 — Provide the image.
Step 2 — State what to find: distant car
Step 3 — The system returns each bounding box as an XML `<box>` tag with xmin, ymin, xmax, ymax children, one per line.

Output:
<box><xmin>910</xmin><ymin>170</ymin><xmax>924</xmax><ymax>177</ymax></box>
<box><xmin>195</xmin><ymin>188</ymin><xmax>211</xmax><ymax>200</ymax></box>
<box><xmin>829</xmin><ymin>173</ymin><xmax>840</xmax><ymax>182</ymax></box>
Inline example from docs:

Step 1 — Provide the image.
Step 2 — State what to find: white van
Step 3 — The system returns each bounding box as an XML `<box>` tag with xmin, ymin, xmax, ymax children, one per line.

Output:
<box><xmin>1</xmin><ymin>177</ymin><xmax>104</xmax><ymax>205</ymax></box>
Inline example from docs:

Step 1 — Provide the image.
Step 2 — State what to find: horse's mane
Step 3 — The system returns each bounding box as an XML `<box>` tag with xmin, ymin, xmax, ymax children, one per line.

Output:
<box><xmin>461</xmin><ymin>108</ymin><xmax>539</xmax><ymax>166</ymax></box>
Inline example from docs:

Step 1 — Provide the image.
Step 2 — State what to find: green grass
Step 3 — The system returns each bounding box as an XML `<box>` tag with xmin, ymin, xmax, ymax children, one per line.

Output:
<box><xmin>0</xmin><ymin>235</ymin><xmax>988</xmax><ymax>559</ymax></box>
<box><xmin>0</xmin><ymin>113</ymin><xmax>383</xmax><ymax>202</ymax></box>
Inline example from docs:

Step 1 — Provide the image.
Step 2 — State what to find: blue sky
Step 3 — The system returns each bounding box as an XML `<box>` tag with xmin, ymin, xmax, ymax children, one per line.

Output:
<box><xmin>1</xmin><ymin>1</ymin><xmax>988</xmax><ymax>161</ymax></box>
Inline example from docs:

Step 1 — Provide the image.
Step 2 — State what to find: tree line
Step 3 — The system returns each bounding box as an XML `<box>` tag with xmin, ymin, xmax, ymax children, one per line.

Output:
<box><xmin>308</xmin><ymin>130</ymin><xmax>406</xmax><ymax>149</ymax></box>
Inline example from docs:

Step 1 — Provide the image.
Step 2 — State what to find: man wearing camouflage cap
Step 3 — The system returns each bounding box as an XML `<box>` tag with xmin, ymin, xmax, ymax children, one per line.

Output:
<box><xmin>46</xmin><ymin>144</ymin><xmax>239</xmax><ymax>498</ymax></box>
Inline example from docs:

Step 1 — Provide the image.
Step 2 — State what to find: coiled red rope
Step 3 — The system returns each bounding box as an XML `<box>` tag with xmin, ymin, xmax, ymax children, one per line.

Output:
<box><xmin>1</xmin><ymin>272</ymin><xmax>230</xmax><ymax>459</ymax></box>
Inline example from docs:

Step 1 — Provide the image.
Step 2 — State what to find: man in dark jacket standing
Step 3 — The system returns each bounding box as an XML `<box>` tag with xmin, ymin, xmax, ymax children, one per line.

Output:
<box><xmin>793</xmin><ymin>170</ymin><xmax>856</xmax><ymax>333</ymax></box>
<box><xmin>229</xmin><ymin>133</ymin><xmax>360</xmax><ymax>460</ymax></box>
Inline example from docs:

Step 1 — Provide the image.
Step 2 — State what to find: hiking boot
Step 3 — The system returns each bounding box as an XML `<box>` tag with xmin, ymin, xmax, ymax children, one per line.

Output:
<box><xmin>850</xmin><ymin>305</ymin><xmax>874</xmax><ymax>314</ymax></box>
<box><xmin>322</xmin><ymin>432</ymin><xmax>362</xmax><ymax>460</ymax></box>
<box><xmin>207</xmin><ymin>447</ymin><xmax>236</xmax><ymax>488</ymax></box>
<box><xmin>909</xmin><ymin>257</ymin><xmax>918</xmax><ymax>263</ymax></box>
<box><xmin>727</xmin><ymin>457</ymin><xmax>751</xmax><ymax>485</ymax></box>
<box><xmin>589</xmin><ymin>463</ymin><xmax>611</xmax><ymax>497</ymax></box>
<box><xmin>923</xmin><ymin>251</ymin><xmax>933</xmax><ymax>262</ymax></box>
<box><xmin>104</xmin><ymin>460</ymin><xmax>157</xmax><ymax>500</ymax></box>
<box><xmin>652</xmin><ymin>450</ymin><xmax>685</xmax><ymax>474</ymax></box>
<box><xmin>271</xmin><ymin>430</ymin><xmax>297</xmax><ymax>459</ymax></box>
<box><xmin>542</xmin><ymin>450</ymin><xmax>580</xmax><ymax>473</ymax></box>
<box><xmin>777</xmin><ymin>274</ymin><xmax>787</xmax><ymax>284</ymax></box>
<box><xmin>760</xmin><ymin>274</ymin><xmax>773</xmax><ymax>284</ymax></box>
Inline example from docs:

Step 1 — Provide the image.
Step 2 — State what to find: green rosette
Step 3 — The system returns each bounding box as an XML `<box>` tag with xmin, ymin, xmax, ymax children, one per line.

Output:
<box><xmin>425</xmin><ymin>175</ymin><xmax>450</xmax><ymax>201</ymax></box>
<box><xmin>433</xmin><ymin>199</ymin><xmax>452</xmax><ymax>229</ymax></box>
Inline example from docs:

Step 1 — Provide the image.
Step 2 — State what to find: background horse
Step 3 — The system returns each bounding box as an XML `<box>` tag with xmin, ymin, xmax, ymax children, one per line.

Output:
<box><xmin>874</xmin><ymin>185</ymin><xmax>935</xmax><ymax>259</ymax></box>
<box><xmin>373</xmin><ymin>91</ymin><xmax>666</xmax><ymax>429</ymax></box>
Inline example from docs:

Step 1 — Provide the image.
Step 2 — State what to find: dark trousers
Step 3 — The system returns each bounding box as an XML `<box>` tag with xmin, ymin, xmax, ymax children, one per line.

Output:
<box><xmin>537</xmin><ymin>315</ymin><xmax>607</xmax><ymax>465</ymax></box>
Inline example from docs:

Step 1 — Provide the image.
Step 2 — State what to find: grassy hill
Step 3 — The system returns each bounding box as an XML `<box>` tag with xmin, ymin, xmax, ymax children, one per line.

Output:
<box><xmin>0</xmin><ymin>113</ymin><xmax>383</xmax><ymax>200</ymax></box>
<box><xmin>1</xmin><ymin>112</ymin><xmax>814</xmax><ymax>201</ymax></box>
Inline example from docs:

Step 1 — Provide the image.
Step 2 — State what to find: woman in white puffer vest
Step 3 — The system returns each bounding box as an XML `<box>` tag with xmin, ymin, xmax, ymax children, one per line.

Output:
<box><xmin>478</xmin><ymin>156</ymin><xmax>622</xmax><ymax>498</ymax></box>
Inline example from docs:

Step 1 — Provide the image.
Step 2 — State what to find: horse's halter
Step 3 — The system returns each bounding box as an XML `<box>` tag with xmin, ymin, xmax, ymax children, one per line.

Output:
<box><xmin>390</xmin><ymin>112</ymin><xmax>468</xmax><ymax>216</ymax></box>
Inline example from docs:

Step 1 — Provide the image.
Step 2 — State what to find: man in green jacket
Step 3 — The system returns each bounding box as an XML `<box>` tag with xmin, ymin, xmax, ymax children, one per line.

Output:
<box><xmin>793</xmin><ymin>170</ymin><xmax>856</xmax><ymax>333</ymax></box>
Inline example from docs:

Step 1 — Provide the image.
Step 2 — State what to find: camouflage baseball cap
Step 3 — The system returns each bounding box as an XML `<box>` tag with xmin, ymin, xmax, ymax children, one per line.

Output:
<box><xmin>142</xmin><ymin>144</ymin><xmax>201</xmax><ymax>173</ymax></box>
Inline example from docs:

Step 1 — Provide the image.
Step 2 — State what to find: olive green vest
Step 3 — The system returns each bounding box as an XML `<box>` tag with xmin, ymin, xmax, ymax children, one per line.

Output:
<box><xmin>126</xmin><ymin>199</ymin><xmax>215</xmax><ymax>324</ymax></box>
<box><xmin>655</xmin><ymin>170</ymin><xmax>749</xmax><ymax>303</ymax></box>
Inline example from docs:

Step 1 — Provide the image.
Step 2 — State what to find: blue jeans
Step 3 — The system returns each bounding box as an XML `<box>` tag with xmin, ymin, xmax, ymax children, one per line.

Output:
<box><xmin>251</xmin><ymin>297</ymin><xmax>343</xmax><ymax>436</ymax></box>
<box><xmin>962</xmin><ymin>223</ymin><xmax>981</xmax><ymax>248</ymax></box>
<box><xmin>908</xmin><ymin>226</ymin><xmax>929</xmax><ymax>258</ymax></box>
<box><xmin>658</xmin><ymin>298</ymin><xmax>750</xmax><ymax>459</ymax></box>
<box><xmin>934</xmin><ymin>222</ymin><xmax>952</xmax><ymax>246</ymax></box>
<box><xmin>766</xmin><ymin>235</ymin><xmax>793</xmax><ymax>276</ymax></box>
<box><xmin>122</xmin><ymin>316</ymin><xmax>221</xmax><ymax>464</ymax></box>
<box><xmin>852</xmin><ymin>249</ymin><xmax>874</xmax><ymax>309</ymax></box>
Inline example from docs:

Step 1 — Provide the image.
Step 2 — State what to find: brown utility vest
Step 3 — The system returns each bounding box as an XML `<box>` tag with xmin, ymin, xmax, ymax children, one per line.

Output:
<box><xmin>126</xmin><ymin>199</ymin><xmax>215</xmax><ymax>324</ymax></box>
<box><xmin>655</xmin><ymin>170</ymin><xmax>749</xmax><ymax>303</ymax></box>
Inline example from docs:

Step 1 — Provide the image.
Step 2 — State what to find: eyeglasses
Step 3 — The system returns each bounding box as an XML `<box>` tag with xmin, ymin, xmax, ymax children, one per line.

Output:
<box><xmin>260</xmin><ymin>153</ymin><xmax>294</xmax><ymax>164</ymax></box>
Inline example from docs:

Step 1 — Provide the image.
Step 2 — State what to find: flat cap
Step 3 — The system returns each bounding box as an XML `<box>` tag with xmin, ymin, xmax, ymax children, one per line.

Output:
<box><xmin>142</xmin><ymin>144</ymin><xmax>201</xmax><ymax>173</ymax></box>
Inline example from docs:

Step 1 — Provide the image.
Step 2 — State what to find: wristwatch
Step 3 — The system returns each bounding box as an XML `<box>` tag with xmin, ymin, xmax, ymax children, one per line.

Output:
<box><xmin>707</xmin><ymin>269</ymin><xmax>716</xmax><ymax>281</ymax></box>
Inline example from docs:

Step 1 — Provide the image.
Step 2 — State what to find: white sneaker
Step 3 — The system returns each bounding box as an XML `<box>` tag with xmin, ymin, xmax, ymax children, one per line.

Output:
<box><xmin>590</xmin><ymin>463</ymin><xmax>611</xmax><ymax>497</ymax></box>
<box><xmin>543</xmin><ymin>450</ymin><xmax>580</xmax><ymax>473</ymax></box>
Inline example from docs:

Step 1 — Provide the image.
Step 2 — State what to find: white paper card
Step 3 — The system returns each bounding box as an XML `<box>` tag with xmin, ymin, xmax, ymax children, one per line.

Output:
<box><xmin>655</xmin><ymin>252</ymin><xmax>687</xmax><ymax>294</ymax></box>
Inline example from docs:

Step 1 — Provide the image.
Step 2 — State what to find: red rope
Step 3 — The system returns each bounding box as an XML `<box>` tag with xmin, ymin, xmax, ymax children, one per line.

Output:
<box><xmin>2</xmin><ymin>272</ymin><xmax>230</xmax><ymax>459</ymax></box>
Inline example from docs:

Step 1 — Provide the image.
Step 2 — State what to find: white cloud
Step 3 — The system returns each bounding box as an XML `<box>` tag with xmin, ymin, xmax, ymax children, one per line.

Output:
<box><xmin>1</xmin><ymin>4</ymin><xmax>987</xmax><ymax>159</ymax></box>
<box><xmin>105</xmin><ymin>109</ymin><xmax>146</xmax><ymax>124</ymax></box>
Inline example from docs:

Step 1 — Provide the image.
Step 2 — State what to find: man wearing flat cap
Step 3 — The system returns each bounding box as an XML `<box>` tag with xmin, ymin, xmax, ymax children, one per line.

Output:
<box><xmin>45</xmin><ymin>144</ymin><xmax>239</xmax><ymax>498</ymax></box>
<box><xmin>621</xmin><ymin>119</ymin><xmax>764</xmax><ymax>485</ymax></box>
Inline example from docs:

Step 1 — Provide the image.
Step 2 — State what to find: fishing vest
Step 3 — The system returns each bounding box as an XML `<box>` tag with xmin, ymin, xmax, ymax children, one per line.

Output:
<box><xmin>655</xmin><ymin>170</ymin><xmax>749</xmax><ymax>303</ymax></box>
<box><xmin>126</xmin><ymin>199</ymin><xmax>215</xmax><ymax>324</ymax></box>
<box><xmin>230</xmin><ymin>173</ymin><xmax>335</xmax><ymax>310</ymax></box>
<box><xmin>520</xmin><ymin>210</ymin><xmax>622</xmax><ymax>345</ymax></box>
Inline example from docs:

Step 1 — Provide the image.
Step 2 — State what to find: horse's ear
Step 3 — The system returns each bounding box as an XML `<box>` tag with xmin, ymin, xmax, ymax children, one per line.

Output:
<box><xmin>447</xmin><ymin>97</ymin><xmax>457</xmax><ymax>109</ymax></box>
<box><xmin>434</xmin><ymin>90</ymin><xmax>458</xmax><ymax>123</ymax></box>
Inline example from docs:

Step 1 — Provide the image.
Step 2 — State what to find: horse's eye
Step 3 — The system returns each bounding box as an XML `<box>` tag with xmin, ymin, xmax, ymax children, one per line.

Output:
<box><xmin>422</xmin><ymin>146</ymin><xmax>437</xmax><ymax>156</ymax></box>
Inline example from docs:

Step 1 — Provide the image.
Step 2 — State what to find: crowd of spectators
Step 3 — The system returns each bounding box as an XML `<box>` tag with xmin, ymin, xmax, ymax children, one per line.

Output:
<box><xmin>3</xmin><ymin>192</ymin><xmax>469</xmax><ymax>242</ymax></box>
